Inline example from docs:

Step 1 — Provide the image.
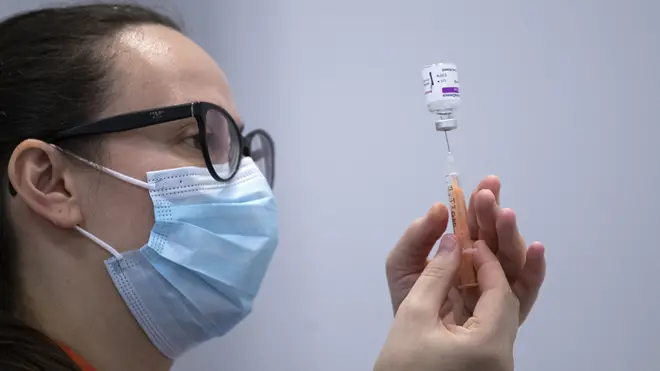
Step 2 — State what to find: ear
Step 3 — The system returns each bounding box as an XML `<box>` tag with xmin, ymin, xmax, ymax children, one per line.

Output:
<box><xmin>7</xmin><ymin>140</ymin><xmax>83</xmax><ymax>228</ymax></box>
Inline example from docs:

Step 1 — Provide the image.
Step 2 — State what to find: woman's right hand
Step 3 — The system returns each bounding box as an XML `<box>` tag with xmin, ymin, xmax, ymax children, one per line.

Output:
<box><xmin>373</xmin><ymin>236</ymin><xmax>520</xmax><ymax>371</ymax></box>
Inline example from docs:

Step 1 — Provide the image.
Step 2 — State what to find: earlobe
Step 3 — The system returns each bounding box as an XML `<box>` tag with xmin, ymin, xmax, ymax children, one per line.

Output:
<box><xmin>7</xmin><ymin>140</ymin><xmax>83</xmax><ymax>228</ymax></box>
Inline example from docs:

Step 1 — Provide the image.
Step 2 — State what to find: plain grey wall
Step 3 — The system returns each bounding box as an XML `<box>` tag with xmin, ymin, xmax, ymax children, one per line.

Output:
<box><xmin>177</xmin><ymin>1</ymin><xmax>660</xmax><ymax>370</ymax></box>
<box><xmin>1</xmin><ymin>1</ymin><xmax>659</xmax><ymax>370</ymax></box>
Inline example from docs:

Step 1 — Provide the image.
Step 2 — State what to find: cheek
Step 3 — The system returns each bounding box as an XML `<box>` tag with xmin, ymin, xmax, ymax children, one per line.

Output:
<box><xmin>80</xmin><ymin>175</ymin><xmax>156</xmax><ymax>252</ymax></box>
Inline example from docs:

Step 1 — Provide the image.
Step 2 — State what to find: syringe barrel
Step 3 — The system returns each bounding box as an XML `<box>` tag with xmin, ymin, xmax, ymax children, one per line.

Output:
<box><xmin>446</xmin><ymin>173</ymin><xmax>478</xmax><ymax>289</ymax></box>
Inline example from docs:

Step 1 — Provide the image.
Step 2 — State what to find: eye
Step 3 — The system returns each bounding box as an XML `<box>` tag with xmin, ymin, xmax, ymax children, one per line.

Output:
<box><xmin>183</xmin><ymin>132</ymin><xmax>216</xmax><ymax>150</ymax></box>
<box><xmin>183</xmin><ymin>134</ymin><xmax>204</xmax><ymax>150</ymax></box>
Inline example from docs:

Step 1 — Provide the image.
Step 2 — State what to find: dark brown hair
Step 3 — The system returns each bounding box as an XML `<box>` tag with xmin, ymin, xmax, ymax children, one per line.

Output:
<box><xmin>0</xmin><ymin>3</ymin><xmax>180</xmax><ymax>370</ymax></box>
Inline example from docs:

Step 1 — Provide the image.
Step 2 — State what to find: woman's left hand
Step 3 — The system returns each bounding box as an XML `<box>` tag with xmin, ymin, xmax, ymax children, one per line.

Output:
<box><xmin>386</xmin><ymin>176</ymin><xmax>546</xmax><ymax>325</ymax></box>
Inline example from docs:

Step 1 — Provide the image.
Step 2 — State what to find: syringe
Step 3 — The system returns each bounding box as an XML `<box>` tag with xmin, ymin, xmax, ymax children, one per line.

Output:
<box><xmin>444</xmin><ymin>138</ymin><xmax>478</xmax><ymax>289</ymax></box>
<box><xmin>421</xmin><ymin>62</ymin><xmax>478</xmax><ymax>289</ymax></box>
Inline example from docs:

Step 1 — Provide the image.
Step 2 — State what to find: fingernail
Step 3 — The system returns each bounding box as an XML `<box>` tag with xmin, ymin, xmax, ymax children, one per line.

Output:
<box><xmin>537</xmin><ymin>245</ymin><xmax>545</xmax><ymax>258</ymax></box>
<box><xmin>531</xmin><ymin>241</ymin><xmax>545</xmax><ymax>257</ymax></box>
<box><xmin>437</xmin><ymin>235</ymin><xmax>457</xmax><ymax>256</ymax></box>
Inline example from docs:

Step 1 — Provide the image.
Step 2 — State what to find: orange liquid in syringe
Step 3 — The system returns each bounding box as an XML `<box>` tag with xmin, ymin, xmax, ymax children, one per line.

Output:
<box><xmin>447</xmin><ymin>176</ymin><xmax>478</xmax><ymax>289</ymax></box>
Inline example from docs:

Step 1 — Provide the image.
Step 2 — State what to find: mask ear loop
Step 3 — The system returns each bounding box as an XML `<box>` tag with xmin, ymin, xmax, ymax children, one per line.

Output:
<box><xmin>51</xmin><ymin>144</ymin><xmax>155</xmax><ymax>190</ymax></box>
<box><xmin>74</xmin><ymin>226</ymin><xmax>123</xmax><ymax>260</ymax></box>
<box><xmin>51</xmin><ymin>144</ymin><xmax>154</xmax><ymax>260</ymax></box>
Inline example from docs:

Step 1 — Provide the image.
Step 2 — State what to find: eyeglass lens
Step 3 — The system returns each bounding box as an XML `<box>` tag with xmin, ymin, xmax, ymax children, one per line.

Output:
<box><xmin>204</xmin><ymin>108</ymin><xmax>241</xmax><ymax>179</ymax></box>
<box><xmin>247</xmin><ymin>131</ymin><xmax>275</xmax><ymax>187</ymax></box>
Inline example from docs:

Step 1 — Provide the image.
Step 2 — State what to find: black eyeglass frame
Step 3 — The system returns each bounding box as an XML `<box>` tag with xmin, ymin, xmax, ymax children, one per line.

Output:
<box><xmin>244</xmin><ymin>128</ymin><xmax>276</xmax><ymax>188</ymax></box>
<box><xmin>50</xmin><ymin>101</ymin><xmax>247</xmax><ymax>183</ymax></box>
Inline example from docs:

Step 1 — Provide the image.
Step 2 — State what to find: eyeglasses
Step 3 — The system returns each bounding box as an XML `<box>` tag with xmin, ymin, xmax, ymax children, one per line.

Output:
<box><xmin>50</xmin><ymin>101</ymin><xmax>276</xmax><ymax>187</ymax></box>
<box><xmin>244</xmin><ymin>129</ymin><xmax>275</xmax><ymax>188</ymax></box>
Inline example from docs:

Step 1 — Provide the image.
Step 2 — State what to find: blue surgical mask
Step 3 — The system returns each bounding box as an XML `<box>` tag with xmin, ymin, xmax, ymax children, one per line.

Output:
<box><xmin>66</xmin><ymin>150</ymin><xmax>279</xmax><ymax>359</ymax></box>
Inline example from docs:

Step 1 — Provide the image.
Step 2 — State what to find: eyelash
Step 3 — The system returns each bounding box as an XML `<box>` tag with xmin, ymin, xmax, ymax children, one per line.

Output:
<box><xmin>183</xmin><ymin>132</ymin><xmax>216</xmax><ymax>150</ymax></box>
<box><xmin>184</xmin><ymin>134</ymin><xmax>203</xmax><ymax>150</ymax></box>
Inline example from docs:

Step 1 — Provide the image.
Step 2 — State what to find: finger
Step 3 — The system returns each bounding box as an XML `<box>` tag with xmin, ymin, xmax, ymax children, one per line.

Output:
<box><xmin>403</xmin><ymin>235</ymin><xmax>460</xmax><ymax>322</ymax></box>
<box><xmin>438</xmin><ymin>292</ymin><xmax>455</xmax><ymax>322</ymax></box>
<box><xmin>495</xmin><ymin>208</ymin><xmax>527</xmax><ymax>282</ymax></box>
<box><xmin>512</xmin><ymin>242</ymin><xmax>546</xmax><ymax>324</ymax></box>
<box><xmin>468</xmin><ymin>175</ymin><xmax>501</xmax><ymax>240</ymax></box>
<box><xmin>386</xmin><ymin>203</ymin><xmax>449</xmax><ymax>280</ymax></box>
<box><xmin>474</xmin><ymin>189</ymin><xmax>500</xmax><ymax>253</ymax></box>
<box><xmin>449</xmin><ymin>287</ymin><xmax>472</xmax><ymax>326</ymax></box>
<box><xmin>441</xmin><ymin>288</ymin><xmax>466</xmax><ymax>327</ymax></box>
<box><xmin>466</xmin><ymin>241</ymin><xmax>518</xmax><ymax>332</ymax></box>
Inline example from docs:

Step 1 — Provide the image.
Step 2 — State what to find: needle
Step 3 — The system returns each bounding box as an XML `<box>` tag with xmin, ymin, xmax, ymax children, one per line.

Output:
<box><xmin>444</xmin><ymin>131</ymin><xmax>451</xmax><ymax>153</ymax></box>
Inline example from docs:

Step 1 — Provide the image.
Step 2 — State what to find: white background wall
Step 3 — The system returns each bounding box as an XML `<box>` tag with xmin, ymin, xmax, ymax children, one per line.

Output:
<box><xmin>3</xmin><ymin>1</ymin><xmax>660</xmax><ymax>370</ymax></box>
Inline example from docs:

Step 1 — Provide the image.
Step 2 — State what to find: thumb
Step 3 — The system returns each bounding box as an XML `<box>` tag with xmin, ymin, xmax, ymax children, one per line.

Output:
<box><xmin>404</xmin><ymin>235</ymin><xmax>460</xmax><ymax>321</ymax></box>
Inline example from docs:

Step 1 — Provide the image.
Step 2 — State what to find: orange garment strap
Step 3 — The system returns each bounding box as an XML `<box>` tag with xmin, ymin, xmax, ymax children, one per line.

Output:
<box><xmin>59</xmin><ymin>343</ymin><xmax>96</xmax><ymax>371</ymax></box>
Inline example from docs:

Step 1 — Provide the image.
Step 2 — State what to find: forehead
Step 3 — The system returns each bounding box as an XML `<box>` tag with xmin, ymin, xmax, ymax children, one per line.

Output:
<box><xmin>100</xmin><ymin>24</ymin><xmax>239</xmax><ymax>123</ymax></box>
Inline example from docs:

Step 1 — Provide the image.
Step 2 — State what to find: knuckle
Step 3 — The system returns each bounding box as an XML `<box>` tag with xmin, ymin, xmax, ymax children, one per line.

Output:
<box><xmin>493</xmin><ymin>281</ymin><xmax>520</xmax><ymax>307</ymax></box>
<box><xmin>422</xmin><ymin>261</ymin><xmax>453</xmax><ymax>280</ymax></box>
<box><xmin>398</xmin><ymin>298</ymin><xmax>426</xmax><ymax>321</ymax></box>
<box><xmin>503</xmin><ymin>286</ymin><xmax>521</xmax><ymax>310</ymax></box>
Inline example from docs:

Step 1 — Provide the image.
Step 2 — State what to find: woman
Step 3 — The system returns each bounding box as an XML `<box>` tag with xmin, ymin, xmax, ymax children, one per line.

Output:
<box><xmin>0</xmin><ymin>3</ymin><xmax>546</xmax><ymax>371</ymax></box>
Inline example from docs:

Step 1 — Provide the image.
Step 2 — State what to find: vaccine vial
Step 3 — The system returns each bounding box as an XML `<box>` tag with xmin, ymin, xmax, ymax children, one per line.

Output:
<box><xmin>421</xmin><ymin>62</ymin><xmax>460</xmax><ymax>131</ymax></box>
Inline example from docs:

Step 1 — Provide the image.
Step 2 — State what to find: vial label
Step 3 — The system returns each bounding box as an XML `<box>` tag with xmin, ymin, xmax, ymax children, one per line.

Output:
<box><xmin>422</xmin><ymin>63</ymin><xmax>460</xmax><ymax>103</ymax></box>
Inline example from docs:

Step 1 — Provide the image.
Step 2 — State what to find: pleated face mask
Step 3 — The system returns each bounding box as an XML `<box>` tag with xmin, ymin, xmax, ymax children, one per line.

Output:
<box><xmin>68</xmin><ymin>151</ymin><xmax>278</xmax><ymax>359</ymax></box>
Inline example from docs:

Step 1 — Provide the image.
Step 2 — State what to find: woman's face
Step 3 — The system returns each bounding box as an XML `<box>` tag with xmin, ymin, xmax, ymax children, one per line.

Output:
<box><xmin>10</xmin><ymin>24</ymin><xmax>242</xmax><ymax>355</ymax></box>
<box><xmin>74</xmin><ymin>24</ymin><xmax>243</xmax><ymax>254</ymax></box>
